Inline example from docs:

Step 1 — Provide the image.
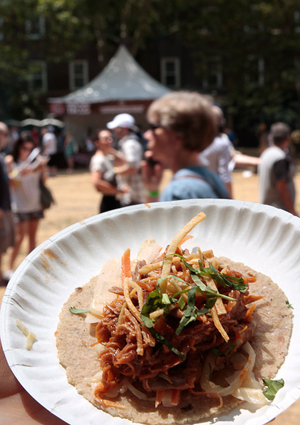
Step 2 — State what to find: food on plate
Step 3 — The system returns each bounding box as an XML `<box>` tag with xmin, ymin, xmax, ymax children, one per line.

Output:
<box><xmin>56</xmin><ymin>212</ymin><xmax>293</xmax><ymax>424</ymax></box>
<box><xmin>16</xmin><ymin>318</ymin><xmax>36</xmax><ymax>350</ymax></box>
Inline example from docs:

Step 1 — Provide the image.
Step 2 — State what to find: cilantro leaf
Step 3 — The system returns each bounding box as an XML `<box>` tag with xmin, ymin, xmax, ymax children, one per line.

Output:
<box><xmin>178</xmin><ymin>295</ymin><xmax>186</xmax><ymax>310</ymax></box>
<box><xmin>175</xmin><ymin>287</ymin><xmax>214</xmax><ymax>335</ymax></box>
<box><xmin>69</xmin><ymin>307</ymin><xmax>90</xmax><ymax>314</ymax></box>
<box><xmin>263</xmin><ymin>378</ymin><xmax>284</xmax><ymax>401</ymax></box>
<box><xmin>198</xmin><ymin>263</ymin><xmax>248</xmax><ymax>293</ymax></box>
<box><xmin>212</xmin><ymin>348</ymin><xmax>226</xmax><ymax>357</ymax></box>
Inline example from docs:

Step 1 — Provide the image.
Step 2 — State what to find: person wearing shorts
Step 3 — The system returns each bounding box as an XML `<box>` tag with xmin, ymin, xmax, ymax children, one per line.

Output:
<box><xmin>3</xmin><ymin>135</ymin><xmax>46</xmax><ymax>280</ymax></box>
<box><xmin>0</xmin><ymin>122</ymin><xmax>15</xmax><ymax>284</ymax></box>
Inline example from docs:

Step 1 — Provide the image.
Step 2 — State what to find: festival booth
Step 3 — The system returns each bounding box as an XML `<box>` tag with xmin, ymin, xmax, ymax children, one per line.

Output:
<box><xmin>48</xmin><ymin>45</ymin><xmax>171</xmax><ymax>146</ymax></box>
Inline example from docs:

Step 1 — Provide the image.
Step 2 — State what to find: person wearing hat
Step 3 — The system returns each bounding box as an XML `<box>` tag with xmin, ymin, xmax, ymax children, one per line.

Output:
<box><xmin>106</xmin><ymin>113</ymin><xmax>145</xmax><ymax>207</ymax></box>
<box><xmin>259</xmin><ymin>122</ymin><xmax>298</xmax><ymax>216</ymax></box>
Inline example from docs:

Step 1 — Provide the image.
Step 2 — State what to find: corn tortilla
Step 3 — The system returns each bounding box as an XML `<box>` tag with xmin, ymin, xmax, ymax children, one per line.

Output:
<box><xmin>56</xmin><ymin>257</ymin><xmax>293</xmax><ymax>424</ymax></box>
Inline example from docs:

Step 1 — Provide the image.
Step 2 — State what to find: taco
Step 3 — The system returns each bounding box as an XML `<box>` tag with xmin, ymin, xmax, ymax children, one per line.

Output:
<box><xmin>56</xmin><ymin>212</ymin><xmax>293</xmax><ymax>424</ymax></box>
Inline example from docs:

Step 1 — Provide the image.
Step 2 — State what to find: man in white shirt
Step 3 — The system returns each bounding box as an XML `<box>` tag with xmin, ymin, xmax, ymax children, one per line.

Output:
<box><xmin>41</xmin><ymin>126</ymin><xmax>57</xmax><ymax>176</ymax></box>
<box><xmin>106</xmin><ymin>113</ymin><xmax>145</xmax><ymax>206</ymax></box>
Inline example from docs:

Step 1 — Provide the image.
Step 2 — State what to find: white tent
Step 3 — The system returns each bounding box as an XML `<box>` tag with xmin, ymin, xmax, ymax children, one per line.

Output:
<box><xmin>49</xmin><ymin>45</ymin><xmax>171</xmax><ymax>106</ymax></box>
<box><xmin>48</xmin><ymin>45</ymin><xmax>171</xmax><ymax>145</ymax></box>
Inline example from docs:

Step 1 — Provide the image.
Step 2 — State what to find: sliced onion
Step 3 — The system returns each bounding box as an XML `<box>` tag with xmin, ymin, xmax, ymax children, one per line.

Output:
<box><xmin>123</xmin><ymin>379</ymin><xmax>155</xmax><ymax>401</ymax></box>
<box><xmin>200</xmin><ymin>342</ymin><xmax>256</xmax><ymax>397</ymax></box>
<box><xmin>232</xmin><ymin>387</ymin><xmax>268</xmax><ymax>405</ymax></box>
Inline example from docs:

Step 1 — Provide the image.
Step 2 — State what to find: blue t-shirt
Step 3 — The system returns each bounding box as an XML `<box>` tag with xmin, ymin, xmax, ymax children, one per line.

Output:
<box><xmin>160</xmin><ymin>166</ymin><xmax>229</xmax><ymax>202</ymax></box>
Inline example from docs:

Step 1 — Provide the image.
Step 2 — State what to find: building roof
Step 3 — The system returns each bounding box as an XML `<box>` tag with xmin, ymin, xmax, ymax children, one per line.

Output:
<box><xmin>48</xmin><ymin>45</ymin><xmax>171</xmax><ymax>104</ymax></box>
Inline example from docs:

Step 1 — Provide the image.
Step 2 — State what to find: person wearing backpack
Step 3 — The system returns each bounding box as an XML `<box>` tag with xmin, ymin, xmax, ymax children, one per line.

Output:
<box><xmin>141</xmin><ymin>91</ymin><xmax>229</xmax><ymax>202</ymax></box>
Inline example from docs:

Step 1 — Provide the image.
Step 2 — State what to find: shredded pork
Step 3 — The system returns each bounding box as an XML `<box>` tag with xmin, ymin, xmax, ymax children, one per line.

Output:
<box><xmin>94</xmin><ymin>247</ymin><xmax>258</xmax><ymax>408</ymax></box>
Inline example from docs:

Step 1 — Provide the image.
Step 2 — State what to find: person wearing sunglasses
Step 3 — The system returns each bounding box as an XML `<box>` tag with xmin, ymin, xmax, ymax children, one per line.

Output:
<box><xmin>142</xmin><ymin>91</ymin><xmax>229</xmax><ymax>203</ymax></box>
<box><xmin>3</xmin><ymin>135</ymin><xmax>47</xmax><ymax>281</ymax></box>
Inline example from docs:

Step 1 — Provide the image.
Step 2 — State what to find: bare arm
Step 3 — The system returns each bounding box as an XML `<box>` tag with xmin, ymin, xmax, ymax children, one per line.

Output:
<box><xmin>107</xmin><ymin>148</ymin><xmax>127</xmax><ymax>167</ymax></box>
<box><xmin>225</xmin><ymin>181</ymin><xmax>233</xmax><ymax>199</ymax></box>
<box><xmin>276</xmin><ymin>180</ymin><xmax>298</xmax><ymax>216</ymax></box>
<box><xmin>114</xmin><ymin>163</ymin><xmax>139</xmax><ymax>176</ymax></box>
<box><xmin>91</xmin><ymin>170</ymin><xmax>119</xmax><ymax>195</ymax></box>
<box><xmin>141</xmin><ymin>160</ymin><xmax>164</xmax><ymax>203</ymax></box>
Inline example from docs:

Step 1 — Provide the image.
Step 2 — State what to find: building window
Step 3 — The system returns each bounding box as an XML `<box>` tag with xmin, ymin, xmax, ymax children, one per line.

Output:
<box><xmin>69</xmin><ymin>60</ymin><xmax>89</xmax><ymax>91</ymax></box>
<box><xmin>245</xmin><ymin>56</ymin><xmax>264</xmax><ymax>87</ymax></box>
<box><xmin>161</xmin><ymin>57</ymin><xmax>181</xmax><ymax>89</ymax></box>
<box><xmin>294</xmin><ymin>11</ymin><xmax>300</xmax><ymax>33</ymax></box>
<box><xmin>28</xmin><ymin>61</ymin><xmax>47</xmax><ymax>93</ymax></box>
<box><xmin>202</xmin><ymin>57</ymin><xmax>223</xmax><ymax>90</ymax></box>
<box><xmin>25</xmin><ymin>17</ymin><xmax>45</xmax><ymax>40</ymax></box>
<box><xmin>0</xmin><ymin>17</ymin><xmax>3</xmax><ymax>41</ymax></box>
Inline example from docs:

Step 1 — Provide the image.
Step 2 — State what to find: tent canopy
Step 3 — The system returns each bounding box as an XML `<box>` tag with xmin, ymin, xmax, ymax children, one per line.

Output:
<box><xmin>49</xmin><ymin>45</ymin><xmax>171</xmax><ymax>105</ymax></box>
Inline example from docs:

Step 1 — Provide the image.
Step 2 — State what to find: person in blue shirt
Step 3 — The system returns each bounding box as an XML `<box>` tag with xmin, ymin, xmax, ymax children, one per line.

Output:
<box><xmin>141</xmin><ymin>91</ymin><xmax>229</xmax><ymax>202</ymax></box>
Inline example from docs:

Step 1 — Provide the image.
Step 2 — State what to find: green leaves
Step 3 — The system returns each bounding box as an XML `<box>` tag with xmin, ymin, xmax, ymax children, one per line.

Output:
<box><xmin>140</xmin><ymin>284</ymin><xmax>185</xmax><ymax>360</ymax></box>
<box><xmin>263</xmin><ymin>378</ymin><xmax>284</xmax><ymax>401</ymax></box>
<box><xmin>175</xmin><ymin>286</ymin><xmax>214</xmax><ymax>335</ymax></box>
<box><xmin>176</xmin><ymin>255</ymin><xmax>248</xmax><ymax>294</ymax></box>
<box><xmin>69</xmin><ymin>307</ymin><xmax>90</xmax><ymax>314</ymax></box>
<box><xmin>140</xmin><ymin>254</ymin><xmax>248</xmax><ymax>359</ymax></box>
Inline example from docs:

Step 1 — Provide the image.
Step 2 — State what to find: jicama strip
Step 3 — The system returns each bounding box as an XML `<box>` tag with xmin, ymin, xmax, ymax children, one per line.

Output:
<box><xmin>123</xmin><ymin>277</ymin><xmax>142</xmax><ymax>323</ymax></box>
<box><xmin>139</xmin><ymin>262</ymin><xmax>163</xmax><ymax>275</ymax></box>
<box><xmin>160</xmin><ymin>212</ymin><xmax>206</xmax><ymax>293</ymax></box>
<box><xmin>206</xmin><ymin>276</ymin><xmax>227</xmax><ymax>315</ymax></box>
<box><xmin>142</xmin><ymin>324</ymin><xmax>156</xmax><ymax>346</ymax></box>
<box><xmin>125</xmin><ymin>308</ymin><xmax>143</xmax><ymax>356</ymax></box>
<box><xmin>16</xmin><ymin>318</ymin><xmax>36</xmax><ymax>350</ymax></box>
<box><xmin>129</xmin><ymin>280</ymin><xmax>144</xmax><ymax>311</ymax></box>
<box><xmin>211</xmin><ymin>307</ymin><xmax>229</xmax><ymax>342</ymax></box>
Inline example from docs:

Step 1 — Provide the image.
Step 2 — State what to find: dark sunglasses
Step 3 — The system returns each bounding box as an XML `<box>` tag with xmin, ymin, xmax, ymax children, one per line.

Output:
<box><xmin>147</xmin><ymin>123</ymin><xmax>163</xmax><ymax>132</ymax></box>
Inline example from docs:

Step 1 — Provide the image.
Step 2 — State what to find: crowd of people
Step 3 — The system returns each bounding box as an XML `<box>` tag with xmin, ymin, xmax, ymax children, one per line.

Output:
<box><xmin>0</xmin><ymin>91</ymin><xmax>299</xmax><ymax>423</ymax></box>
<box><xmin>0</xmin><ymin>90</ymin><xmax>299</xmax><ymax>286</ymax></box>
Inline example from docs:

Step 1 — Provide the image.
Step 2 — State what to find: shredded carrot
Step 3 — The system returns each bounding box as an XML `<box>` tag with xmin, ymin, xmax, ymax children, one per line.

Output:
<box><xmin>94</xmin><ymin>395</ymin><xmax>126</xmax><ymax>409</ymax></box>
<box><xmin>122</xmin><ymin>248</ymin><xmax>131</xmax><ymax>282</ymax></box>
<box><xmin>236</xmin><ymin>325</ymin><xmax>248</xmax><ymax>342</ymax></box>
<box><xmin>178</xmin><ymin>234</ymin><xmax>193</xmax><ymax>246</ymax></box>
<box><xmin>243</xmin><ymin>295</ymin><xmax>263</xmax><ymax>304</ymax></box>
<box><xmin>171</xmin><ymin>389</ymin><xmax>181</xmax><ymax>405</ymax></box>
<box><xmin>244</xmin><ymin>304</ymin><xmax>256</xmax><ymax>321</ymax></box>
<box><xmin>155</xmin><ymin>390</ymin><xmax>165</xmax><ymax>407</ymax></box>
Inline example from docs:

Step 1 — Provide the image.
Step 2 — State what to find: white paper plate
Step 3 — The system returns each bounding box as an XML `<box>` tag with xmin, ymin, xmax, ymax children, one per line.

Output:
<box><xmin>1</xmin><ymin>199</ymin><xmax>300</xmax><ymax>425</ymax></box>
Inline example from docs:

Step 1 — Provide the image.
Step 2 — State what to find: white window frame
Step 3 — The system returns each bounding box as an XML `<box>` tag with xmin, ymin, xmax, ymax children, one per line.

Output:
<box><xmin>69</xmin><ymin>60</ymin><xmax>89</xmax><ymax>91</ymax></box>
<box><xmin>160</xmin><ymin>57</ymin><xmax>181</xmax><ymax>89</ymax></box>
<box><xmin>202</xmin><ymin>57</ymin><xmax>223</xmax><ymax>90</ymax></box>
<box><xmin>245</xmin><ymin>56</ymin><xmax>264</xmax><ymax>87</ymax></box>
<box><xmin>25</xmin><ymin>17</ymin><xmax>45</xmax><ymax>40</ymax></box>
<box><xmin>28</xmin><ymin>61</ymin><xmax>47</xmax><ymax>93</ymax></box>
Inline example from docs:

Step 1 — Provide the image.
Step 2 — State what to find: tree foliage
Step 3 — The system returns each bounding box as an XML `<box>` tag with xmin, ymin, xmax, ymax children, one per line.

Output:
<box><xmin>1</xmin><ymin>0</ymin><xmax>300</xmax><ymax>130</ymax></box>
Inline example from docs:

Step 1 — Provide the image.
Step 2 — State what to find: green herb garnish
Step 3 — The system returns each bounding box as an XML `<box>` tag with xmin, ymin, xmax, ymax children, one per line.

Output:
<box><xmin>212</xmin><ymin>348</ymin><xmax>226</xmax><ymax>357</ymax></box>
<box><xmin>69</xmin><ymin>307</ymin><xmax>90</xmax><ymax>314</ymax></box>
<box><xmin>263</xmin><ymin>378</ymin><xmax>284</xmax><ymax>401</ymax></box>
<box><xmin>175</xmin><ymin>287</ymin><xmax>214</xmax><ymax>335</ymax></box>
<box><xmin>176</xmin><ymin>255</ymin><xmax>248</xmax><ymax>294</ymax></box>
<box><xmin>286</xmin><ymin>299</ymin><xmax>293</xmax><ymax>309</ymax></box>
